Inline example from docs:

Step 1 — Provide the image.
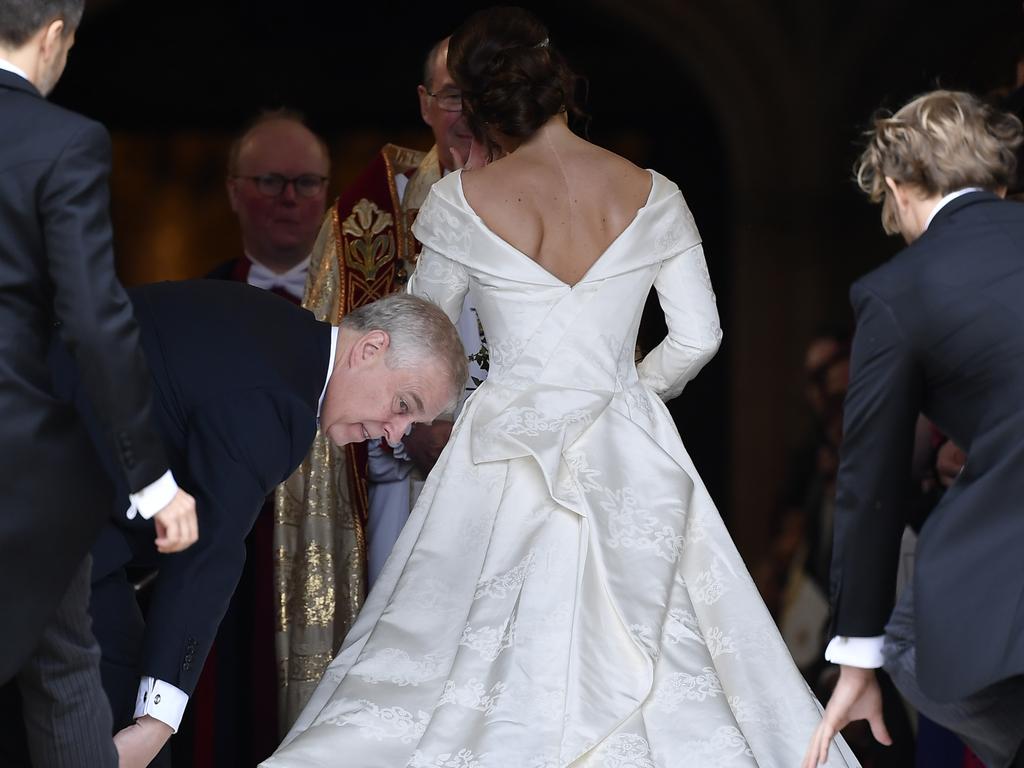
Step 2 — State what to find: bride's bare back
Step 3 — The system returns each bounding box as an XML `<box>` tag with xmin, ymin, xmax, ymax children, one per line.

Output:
<box><xmin>461</xmin><ymin>121</ymin><xmax>653</xmax><ymax>287</ymax></box>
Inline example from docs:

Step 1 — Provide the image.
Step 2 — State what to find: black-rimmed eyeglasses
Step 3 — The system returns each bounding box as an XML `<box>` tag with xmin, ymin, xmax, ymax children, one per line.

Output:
<box><xmin>427</xmin><ymin>88</ymin><xmax>463</xmax><ymax>113</ymax></box>
<box><xmin>232</xmin><ymin>173</ymin><xmax>328</xmax><ymax>198</ymax></box>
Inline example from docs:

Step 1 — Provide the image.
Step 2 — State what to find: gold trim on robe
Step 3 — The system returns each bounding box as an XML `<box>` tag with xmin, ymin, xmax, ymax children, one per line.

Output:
<box><xmin>272</xmin><ymin>144</ymin><xmax>442</xmax><ymax>733</ymax></box>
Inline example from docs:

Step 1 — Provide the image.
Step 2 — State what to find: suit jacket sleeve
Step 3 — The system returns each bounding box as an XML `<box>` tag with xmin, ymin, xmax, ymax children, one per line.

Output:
<box><xmin>41</xmin><ymin>119</ymin><xmax>168</xmax><ymax>491</ymax></box>
<box><xmin>140</xmin><ymin>388</ymin><xmax>313</xmax><ymax>694</ymax></box>
<box><xmin>830</xmin><ymin>281</ymin><xmax>922</xmax><ymax>637</ymax></box>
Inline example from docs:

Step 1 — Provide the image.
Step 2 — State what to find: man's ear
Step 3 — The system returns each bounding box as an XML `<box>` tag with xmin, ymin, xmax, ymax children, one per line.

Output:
<box><xmin>226</xmin><ymin>178</ymin><xmax>240</xmax><ymax>212</ymax></box>
<box><xmin>349</xmin><ymin>329</ymin><xmax>391</xmax><ymax>367</ymax></box>
<box><xmin>417</xmin><ymin>85</ymin><xmax>433</xmax><ymax>127</ymax></box>
<box><xmin>883</xmin><ymin>176</ymin><xmax>900</xmax><ymax>201</ymax></box>
<box><xmin>40</xmin><ymin>19</ymin><xmax>65</xmax><ymax>60</ymax></box>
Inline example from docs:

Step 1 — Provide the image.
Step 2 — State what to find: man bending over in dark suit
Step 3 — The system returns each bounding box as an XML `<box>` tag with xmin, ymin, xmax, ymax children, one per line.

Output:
<box><xmin>52</xmin><ymin>282</ymin><xmax>467</xmax><ymax>768</ymax></box>
<box><xmin>0</xmin><ymin>3</ymin><xmax>197</xmax><ymax>766</ymax></box>
<box><xmin>804</xmin><ymin>90</ymin><xmax>1024</xmax><ymax>768</ymax></box>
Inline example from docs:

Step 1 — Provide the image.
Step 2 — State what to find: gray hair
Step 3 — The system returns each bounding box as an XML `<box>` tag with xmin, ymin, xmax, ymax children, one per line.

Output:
<box><xmin>0</xmin><ymin>0</ymin><xmax>83</xmax><ymax>47</ymax></box>
<box><xmin>341</xmin><ymin>293</ymin><xmax>468</xmax><ymax>409</ymax></box>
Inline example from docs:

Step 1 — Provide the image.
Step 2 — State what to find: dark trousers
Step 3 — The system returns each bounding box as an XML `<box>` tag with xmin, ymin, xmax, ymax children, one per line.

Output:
<box><xmin>0</xmin><ymin>557</ymin><xmax>118</xmax><ymax>767</ymax></box>
<box><xmin>883</xmin><ymin>584</ymin><xmax>1024</xmax><ymax>768</ymax></box>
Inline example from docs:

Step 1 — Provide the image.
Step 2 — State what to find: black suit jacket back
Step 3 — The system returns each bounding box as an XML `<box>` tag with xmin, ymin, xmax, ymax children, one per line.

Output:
<box><xmin>76</xmin><ymin>280</ymin><xmax>331</xmax><ymax>694</ymax></box>
<box><xmin>0</xmin><ymin>69</ymin><xmax>167</xmax><ymax>683</ymax></box>
<box><xmin>831</xmin><ymin>191</ymin><xmax>1024</xmax><ymax>700</ymax></box>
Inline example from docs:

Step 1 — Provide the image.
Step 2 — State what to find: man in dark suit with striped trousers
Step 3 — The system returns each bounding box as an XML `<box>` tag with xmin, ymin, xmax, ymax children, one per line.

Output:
<box><xmin>0</xmin><ymin>2</ymin><xmax>198</xmax><ymax>766</ymax></box>
<box><xmin>805</xmin><ymin>90</ymin><xmax>1024</xmax><ymax>768</ymax></box>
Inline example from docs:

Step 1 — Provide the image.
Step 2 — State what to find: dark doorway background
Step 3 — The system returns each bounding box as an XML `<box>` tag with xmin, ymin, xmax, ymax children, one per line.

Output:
<box><xmin>49</xmin><ymin>0</ymin><xmax>1024</xmax><ymax>558</ymax></box>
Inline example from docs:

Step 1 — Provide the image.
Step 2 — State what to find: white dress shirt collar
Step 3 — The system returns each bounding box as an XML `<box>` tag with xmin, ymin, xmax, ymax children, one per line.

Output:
<box><xmin>0</xmin><ymin>57</ymin><xmax>31</xmax><ymax>82</ymax></box>
<box><xmin>244</xmin><ymin>253</ymin><xmax>310</xmax><ymax>300</ymax></box>
<box><xmin>317</xmin><ymin>326</ymin><xmax>339</xmax><ymax>421</ymax></box>
<box><xmin>924</xmin><ymin>187</ymin><xmax>983</xmax><ymax>232</ymax></box>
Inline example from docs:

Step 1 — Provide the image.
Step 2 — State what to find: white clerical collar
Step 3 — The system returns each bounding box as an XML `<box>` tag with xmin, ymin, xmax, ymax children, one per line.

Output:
<box><xmin>924</xmin><ymin>187</ymin><xmax>983</xmax><ymax>231</ymax></box>
<box><xmin>317</xmin><ymin>326</ymin><xmax>339</xmax><ymax>421</ymax></box>
<box><xmin>244</xmin><ymin>252</ymin><xmax>310</xmax><ymax>299</ymax></box>
<box><xmin>0</xmin><ymin>57</ymin><xmax>31</xmax><ymax>82</ymax></box>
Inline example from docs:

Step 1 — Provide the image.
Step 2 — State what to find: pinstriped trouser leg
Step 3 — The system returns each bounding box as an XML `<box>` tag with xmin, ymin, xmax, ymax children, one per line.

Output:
<box><xmin>17</xmin><ymin>555</ymin><xmax>118</xmax><ymax>768</ymax></box>
<box><xmin>883</xmin><ymin>583</ymin><xmax>1024</xmax><ymax>768</ymax></box>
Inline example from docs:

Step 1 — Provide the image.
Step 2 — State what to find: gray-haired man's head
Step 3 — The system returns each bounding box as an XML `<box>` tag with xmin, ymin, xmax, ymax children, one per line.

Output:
<box><xmin>319</xmin><ymin>293</ymin><xmax>468</xmax><ymax>447</ymax></box>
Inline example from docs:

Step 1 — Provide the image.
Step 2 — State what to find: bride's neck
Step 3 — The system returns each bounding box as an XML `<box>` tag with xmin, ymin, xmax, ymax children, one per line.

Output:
<box><xmin>509</xmin><ymin>114</ymin><xmax>574</xmax><ymax>156</ymax></box>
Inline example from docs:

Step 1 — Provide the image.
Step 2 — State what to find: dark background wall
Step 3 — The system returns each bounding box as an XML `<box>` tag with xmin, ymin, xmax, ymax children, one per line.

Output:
<box><xmin>50</xmin><ymin>0</ymin><xmax>1024</xmax><ymax>561</ymax></box>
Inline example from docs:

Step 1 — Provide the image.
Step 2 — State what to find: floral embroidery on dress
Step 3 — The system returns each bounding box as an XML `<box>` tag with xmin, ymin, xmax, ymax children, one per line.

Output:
<box><xmin>690</xmin><ymin>558</ymin><xmax>731</xmax><ymax>605</ymax></box>
<box><xmin>438</xmin><ymin>678</ymin><xmax>507</xmax><ymax>714</ymax></box>
<box><xmin>487</xmin><ymin>336</ymin><xmax>527</xmax><ymax>371</ymax></box>
<box><xmin>599</xmin><ymin>486</ymin><xmax>684</xmax><ymax>563</ymax></box>
<box><xmin>474</xmin><ymin>551</ymin><xmax>536</xmax><ymax>600</ymax></box>
<box><xmin>680</xmin><ymin>726</ymin><xmax>754</xmax><ymax>765</ymax></box>
<box><xmin>317</xmin><ymin>699</ymin><xmax>429</xmax><ymax>743</ymax></box>
<box><xmin>652</xmin><ymin>667</ymin><xmax>724</xmax><ymax>712</ymax></box>
<box><xmin>663</xmin><ymin>608</ymin><xmax>702</xmax><ymax>645</ymax></box>
<box><xmin>597</xmin><ymin>733</ymin><xmax>656</xmax><ymax>768</ymax></box>
<box><xmin>562</xmin><ymin>451</ymin><xmax>604</xmax><ymax>495</ymax></box>
<box><xmin>459</xmin><ymin>616</ymin><xmax>516</xmax><ymax>661</ymax></box>
<box><xmin>488</xmin><ymin>406</ymin><xmax>593</xmax><ymax>438</ymax></box>
<box><xmin>352</xmin><ymin>649</ymin><xmax>449</xmax><ymax>686</ymax></box>
<box><xmin>408</xmin><ymin>748</ymin><xmax>490</xmax><ymax>768</ymax></box>
<box><xmin>628</xmin><ymin>623</ymin><xmax>658</xmax><ymax>656</ymax></box>
<box><xmin>704</xmin><ymin>626</ymin><xmax>739</xmax><ymax>658</ymax></box>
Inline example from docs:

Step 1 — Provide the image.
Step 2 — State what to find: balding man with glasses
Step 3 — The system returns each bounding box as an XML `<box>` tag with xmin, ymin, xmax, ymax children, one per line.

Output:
<box><xmin>209</xmin><ymin>108</ymin><xmax>330</xmax><ymax>303</ymax></box>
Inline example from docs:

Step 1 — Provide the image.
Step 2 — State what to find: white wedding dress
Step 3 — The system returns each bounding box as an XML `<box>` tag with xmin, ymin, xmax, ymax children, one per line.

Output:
<box><xmin>262</xmin><ymin>171</ymin><xmax>858</xmax><ymax>767</ymax></box>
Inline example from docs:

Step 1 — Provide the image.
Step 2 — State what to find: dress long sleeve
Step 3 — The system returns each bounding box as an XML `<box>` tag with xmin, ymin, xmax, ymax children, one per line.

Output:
<box><xmin>636</xmin><ymin>242</ymin><xmax>723</xmax><ymax>401</ymax></box>
<box><xmin>406</xmin><ymin>247</ymin><xmax>470</xmax><ymax>324</ymax></box>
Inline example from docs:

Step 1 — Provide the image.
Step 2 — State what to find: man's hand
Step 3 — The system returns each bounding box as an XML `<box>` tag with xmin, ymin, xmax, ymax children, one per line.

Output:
<box><xmin>114</xmin><ymin>715</ymin><xmax>173</xmax><ymax>768</ymax></box>
<box><xmin>802</xmin><ymin>665</ymin><xmax>891</xmax><ymax>767</ymax></box>
<box><xmin>402</xmin><ymin>421</ymin><xmax>454</xmax><ymax>474</ymax></box>
<box><xmin>153</xmin><ymin>489</ymin><xmax>198</xmax><ymax>553</ymax></box>
<box><xmin>450</xmin><ymin>137</ymin><xmax>496</xmax><ymax>172</ymax></box>
<box><xmin>935</xmin><ymin>440</ymin><xmax>966</xmax><ymax>488</ymax></box>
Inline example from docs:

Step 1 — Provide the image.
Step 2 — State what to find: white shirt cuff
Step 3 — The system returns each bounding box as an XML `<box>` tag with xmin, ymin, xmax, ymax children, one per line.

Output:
<box><xmin>134</xmin><ymin>676</ymin><xmax>189</xmax><ymax>733</ymax></box>
<box><xmin>824</xmin><ymin>635</ymin><xmax>886</xmax><ymax>668</ymax></box>
<box><xmin>126</xmin><ymin>470</ymin><xmax>179</xmax><ymax>520</ymax></box>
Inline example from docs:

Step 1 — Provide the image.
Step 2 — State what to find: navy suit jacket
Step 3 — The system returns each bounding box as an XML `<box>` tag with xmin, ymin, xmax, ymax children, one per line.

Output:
<box><xmin>0</xmin><ymin>68</ymin><xmax>168</xmax><ymax>683</ymax></box>
<box><xmin>830</xmin><ymin>191</ymin><xmax>1024</xmax><ymax>700</ymax></box>
<box><xmin>56</xmin><ymin>280</ymin><xmax>332</xmax><ymax>695</ymax></box>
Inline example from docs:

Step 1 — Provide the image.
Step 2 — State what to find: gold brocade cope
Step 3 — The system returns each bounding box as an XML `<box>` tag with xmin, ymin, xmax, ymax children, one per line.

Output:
<box><xmin>272</xmin><ymin>143</ymin><xmax>442</xmax><ymax>734</ymax></box>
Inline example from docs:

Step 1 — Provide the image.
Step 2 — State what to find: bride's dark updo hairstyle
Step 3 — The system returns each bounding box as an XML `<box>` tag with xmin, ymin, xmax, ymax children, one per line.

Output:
<box><xmin>447</xmin><ymin>6</ymin><xmax>586</xmax><ymax>154</ymax></box>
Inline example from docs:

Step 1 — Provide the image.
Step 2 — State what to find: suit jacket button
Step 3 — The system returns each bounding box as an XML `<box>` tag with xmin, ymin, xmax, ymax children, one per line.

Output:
<box><xmin>182</xmin><ymin>662</ymin><xmax>191</xmax><ymax>671</ymax></box>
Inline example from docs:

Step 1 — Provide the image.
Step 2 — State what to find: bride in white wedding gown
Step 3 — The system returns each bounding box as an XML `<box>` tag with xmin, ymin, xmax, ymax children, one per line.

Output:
<box><xmin>263</xmin><ymin>7</ymin><xmax>857</xmax><ymax>767</ymax></box>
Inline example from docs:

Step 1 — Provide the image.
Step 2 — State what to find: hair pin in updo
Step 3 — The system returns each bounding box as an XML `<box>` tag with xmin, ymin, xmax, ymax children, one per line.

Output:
<box><xmin>535</xmin><ymin>38</ymin><xmax>549</xmax><ymax>49</ymax></box>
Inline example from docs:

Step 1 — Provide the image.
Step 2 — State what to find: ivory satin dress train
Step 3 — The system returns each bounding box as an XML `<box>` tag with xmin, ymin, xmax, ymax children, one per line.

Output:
<box><xmin>262</xmin><ymin>170</ymin><xmax>858</xmax><ymax>768</ymax></box>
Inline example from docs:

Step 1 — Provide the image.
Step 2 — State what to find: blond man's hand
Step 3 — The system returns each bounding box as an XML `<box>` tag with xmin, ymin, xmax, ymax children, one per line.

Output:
<box><xmin>802</xmin><ymin>665</ymin><xmax>891</xmax><ymax>767</ymax></box>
